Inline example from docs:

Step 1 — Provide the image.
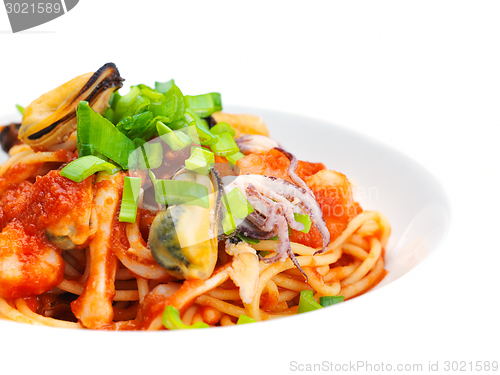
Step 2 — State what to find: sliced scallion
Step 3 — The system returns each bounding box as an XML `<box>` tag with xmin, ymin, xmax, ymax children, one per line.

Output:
<box><xmin>184</xmin><ymin>92</ymin><xmax>222</xmax><ymax>118</ymax></box>
<box><xmin>210</xmin><ymin>132</ymin><xmax>239</xmax><ymax>156</ymax></box>
<box><xmin>16</xmin><ymin>104</ymin><xmax>24</xmax><ymax>116</ymax></box>
<box><xmin>236</xmin><ymin>314</ymin><xmax>256</xmax><ymax>325</ymax></box>
<box><xmin>210</xmin><ymin>122</ymin><xmax>235</xmax><ymax>137</ymax></box>
<box><xmin>223</xmin><ymin>188</ymin><xmax>254</xmax><ymax>220</ymax></box>
<box><xmin>226</xmin><ymin>151</ymin><xmax>245</xmax><ymax>165</ymax></box>
<box><xmin>135</xmin><ymin>142</ymin><xmax>163</xmax><ymax>170</ymax></box>
<box><xmin>157</xmin><ymin>121</ymin><xmax>192</xmax><ymax>151</ymax></box>
<box><xmin>297</xmin><ymin>290</ymin><xmax>323</xmax><ymax>314</ymax></box>
<box><xmin>319</xmin><ymin>295</ymin><xmax>345</xmax><ymax>307</ymax></box>
<box><xmin>185</xmin><ymin>148</ymin><xmax>215</xmax><ymax>175</ymax></box>
<box><xmin>119</xmin><ymin>176</ymin><xmax>142</xmax><ymax>223</ymax></box>
<box><xmin>294</xmin><ymin>213</ymin><xmax>312</xmax><ymax>234</ymax></box>
<box><xmin>60</xmin><ymin>155</ymin><xmax>121</xmax><ymax>183</ymax></box>
<box><xmin>76</xmin><ymin>101</ymin><xmax>136</xmax><ymax>169</ymax></box>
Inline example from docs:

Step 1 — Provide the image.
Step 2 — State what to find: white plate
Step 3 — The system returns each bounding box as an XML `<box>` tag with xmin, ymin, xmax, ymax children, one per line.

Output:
<box><xmin>0</xmin><ymin>108</ymin><xmax>451</xmax><ymax>373</ymax></box>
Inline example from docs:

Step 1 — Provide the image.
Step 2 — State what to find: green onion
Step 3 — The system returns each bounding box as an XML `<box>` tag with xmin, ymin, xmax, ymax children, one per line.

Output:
<box><xmin>76</xmin><ymin>101</ymin><xmax>136</xmax><ymax>169</ymax></box>
<box><xmin>319</xmin><ymin>295</ymin><xmax>345</xmax><ymax>307</ymax></box>
<box><xmin>149</xmin><ymin>170</ymin><xmax>209</xmax><ymax>209</ymax></box>
<box><xmin>155</xmin><ymin>80</ymin><xmax>175</xmax><ymax>94</ymax></box>
<box><xmin>162</xmin><ymin>305</ymin><xmax>209</xmax><ymax>330</ymax></box>
<box><xmin>236</xmin><ymin>314</ymin><xmax>256</xmax><ymax>325</ymax></box>
<box><xmin>237</xmin><ymin>233</ymin><xmax>260</xmax><ymax>244</ymax></box>
<box><xmin>15</xmin><ymin>104</ymin><xmax>24</xmax><ymax>116</ymax></box>
<box><xmin>116</xmin><ymin>111</ymin><xmax>157</xmax><ymax>141</ymax></box>
<box><xmin>223</xmin><ymin>188</ymin><xmax>254</xmax><ymax>220</ymax></box>
<box><xmin>119</xmin><ymin>176</ymin><xmax>142</xmax><ymax>223</ymax></box>
<box><xmin>294</xmin><ymin>213</ymin><xmax>312</xmax><ymax>234</ymax></box>
<box><xmin>226</xmin><ymin>151</ymin><xmax>245</xmax><ymax>165</ymax></box>
<box><xmin>297</xmin><ymin>290</ymin><xmax>323</xmax><ymax>314</ymax></box>
<box><xmin>259</xmin><ymin>250</ymin><xmax>271</xmax><ymax>257</ymax></box>
<box><xmin>210</xmin><ymin>122</ymin><xmax>235</xmax><ymax>137</ymax></box>
<box><xmin>184</xmin><ymin>92</ymin><xmax>222</xmax><ymax>118</ymax></box>
<box><xmin>60</xmin><ymin>155</ymin><xmax>121</xmax><ymax>183</ymax></box>
<box><xmin>182</xmin><ymin>108</ymin><xmax>217</xmax><ymax>146</ymax></box>
<box><xmin>210</xmin><ymin>132</ymin><xmax>239</xmax><ymax>156</ymax></box>
<box><xmin>185</xmin><ymin>148</ymin><xmax>215</xmax><ymax>175</ymax></box>
<box><xmin>157</xmin><ymin>121</ymin><xmax>192</xmax><ymax>151</ymax></box>
<box><xmin>112</xmin><ymin>86</ymin><xmax>141</xmax><ymax>123</ymax></box>
<box><xmin>222</xmin><ymin>211</ymin><xmax>236</xmax><ymax>235</ymax></box>
<box><xmin>135</xmin><ymin>142</ymin><xmax>163</xmax><ymax>170</ymax></box>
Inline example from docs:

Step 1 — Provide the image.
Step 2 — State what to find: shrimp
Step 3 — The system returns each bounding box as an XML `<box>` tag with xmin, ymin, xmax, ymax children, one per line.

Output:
<box><xmin>0</xmin><ymin>170</ymin><xmax>95</xmax><ymax>299</ymax></box>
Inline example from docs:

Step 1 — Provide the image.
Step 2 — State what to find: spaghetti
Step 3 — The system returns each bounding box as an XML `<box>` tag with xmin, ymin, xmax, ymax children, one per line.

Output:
<box><xmin>0</xmin><ymin>65</ymin><xmax>390</xmax><ymax>330</ymax></box>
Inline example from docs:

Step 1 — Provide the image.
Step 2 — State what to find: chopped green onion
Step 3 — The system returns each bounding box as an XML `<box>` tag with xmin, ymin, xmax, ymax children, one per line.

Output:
<box><xmin>112</xmin><ymin>86</ymin><xmax>141</xmax><ymax>123</ymax></box>
<box><xmin>184</xmin><ymin>92</ymin><xmax>222</xmax><ymax>118</ymax></box>
<box><xmin>15</xmin><ymin>104</ymin><xmax>24</xmax><ymax>116</ymax></box>
<box><xmin>116</xmin><ymin>111</ymin><xmax>157</xmax><ymax>141</ymax></box>
<box><xmin>236</xmin><ymin>314</ymin><xmax>256</xmax><ymax>325</ymax></box>
<box><xmin>223</xmin><ymin>188</ymin><xmax>254</xmax><ymax>220</ymax></box>
<box><xmin>149</xmin><ymin>170</ymin><xmax>209</xmax><ymax>208</ymax></box>
<box><xmin>60</xmin><ymin>155</ymin><xmax>121</xmax><ymax>183</ymax></box>
<box><xmin>319</xmin><ymin>295</ymin><xmax>345</xmax><ymax>307</ymax></box>
<box><xmin>297</xmin><ymin>290</ymin><xmax>323</xmax><ymax>314</ymax></box>
<box><xmin>237</xmin><ymin>233</ymin><xmax>260</xmax><ymax>244</ymax></box>
<box><xmin>185</xmin><ymin>148</ymin><xmax>215</xmax><ymax>175</ymax></box>
<box><xmin>182</xmin><ymin>108</ymin><xmax>217</xmax><ymax>146</ymax></box>
<box><xmin>210</xmin><ymin>132</ymin><xmax>239</xmax><ymax>156</ymax></box>
<box><xmin>162</xmin><ymin>305</ymin><xmax>209</xmax><ymax>330</ymax></box>
<box><xmin>119</xmin><ymin>176</ymin><xmax>142</xmax><ymax>223</ymax></box>
<box><xmin>76</xmin><ymin>101</ymin><xmax>136</xmax><ymax>169</ymax></box>
<box><xmin>210</xmin><ymin>122</ymin><xmax>235</xmax><ymax>137</ymax></box>
<box><xmin>155</xmin><ymin>79</ymin><xmax>175</xmax><ymax>94</ymax></box>
<box><xmin>294</xmin><ymin>213</ymin><xmax>312</xmax><ymax>234</ymax></box>
<box><xmin>226</xmin><ymin>151</ymin><xmax>245</xmax><ymax>165</ymax></box>
<box><xmin>259</xmin><ymin>250</ymin><xmax>271</xmax><ymax>257</ymax></box>
<box><xmin>222</xmin><ymin>210</ymin><xmax>236</xmax><ymax>235</ymax></box>
<box><xmin>135</xmin><ymin>142</ymin><xmax>163</xmax><ymax>170</ymax></box>
<box><xmin>157</xmin><ymin>121</ymin><xmax>192</xmax><ymax>151</ymax></box>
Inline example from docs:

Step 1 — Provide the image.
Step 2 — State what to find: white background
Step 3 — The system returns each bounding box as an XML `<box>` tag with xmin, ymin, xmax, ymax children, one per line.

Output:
<box><xmin>0</xmin><ymin>1</ymin><xmax>499</xmax><ymax>374</ymax></box>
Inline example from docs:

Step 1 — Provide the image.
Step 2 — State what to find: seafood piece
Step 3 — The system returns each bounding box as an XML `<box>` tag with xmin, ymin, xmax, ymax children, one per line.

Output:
<box><xmin>71</xmin><ymin>172</ymin><xmax>123</xmax><ymax>329</ymax></box>
<box><xmin>148</xmin><ymin>169</ymin><xmax>222</xmax><ymax>280</ymax></box>
<box><xmin>212</xmin><ymin>112</ymin><xmax>269</xmax><ymax>137</ymax></box>
<box><xmin>235</xmin><ymin>135</ymin><xmax>280</xmax><ymax>155</ymax></box>
<box><xmin>224</xmin><ymin>174</ymin><xmax>330</xmax><ymax>278</ymax></box>
<box><xmin>0</xmin><ymin>123</ymin><xmax>21</xmax><ymax>153</ymax></box>
<box><xmin>19</xmin><ymin>63</ymin><xmax>123</xmax><ymax>151</ymax></box>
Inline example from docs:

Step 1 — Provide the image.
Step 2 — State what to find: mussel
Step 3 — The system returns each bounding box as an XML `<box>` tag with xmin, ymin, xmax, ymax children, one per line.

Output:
<box><xmin>19</xmin><ymin>63</ymin><xmax>123</xmax><ymax>151</ymax></box>
<box><xmin>148</xmin><ymin>169</ymin><xmax>223</xmax><ymax>280</ymax></box>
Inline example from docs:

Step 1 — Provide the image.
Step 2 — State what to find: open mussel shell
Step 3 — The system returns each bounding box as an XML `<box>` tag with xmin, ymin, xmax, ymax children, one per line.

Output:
<box><xmin>148</xmin><ymin>169</ymin><xmax>223</xmax><ymax>280</ymax></box>
<box><xmin>19</xmin><ymin>63</ymin><xmax>123</xmax><ymax>151</ymax></box>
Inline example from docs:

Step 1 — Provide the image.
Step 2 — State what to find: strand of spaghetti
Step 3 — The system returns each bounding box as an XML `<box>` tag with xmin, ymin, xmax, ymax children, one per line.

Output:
<box><xmin>116</xmin><ymin>268</ymin><xmax>135</xmax><ymax>280</ymax></box>
<box><xmin>0</xmin><ymin>149</ymin><xmax>33</xmax><ymax>176</ymax></box>
<box><xmin>63</xmin><ymin>262</ymin><xmax>81</xmax><ymax>279</ymax></box>
<box><xmin>14</xmin><ymin>299</ymin><xmax>82</xmax><ymax>329</ymax></box>
<box><xmin>341</xmin><ymin>258</ymin><xmax>386</xmax><ymax>299</ymax></box>
<box><xmin>342</xmin><ymin>242</ymin><xmax>369</xmax><ymax>260</ymax></box>
<box><xmin>67</xmin><ymin>249</ymin><xmax>86</xmax><ymax>264</ymax></box>
<box><xmin>181</xmin><ymin>305</ymin><xmax>198</xmax><ymax>326</ymax></box>
<box><xmin>278</xmin><ymin>290</ymin><xmax>299</xmax><ymax>303</ymax></box>
<box><xmin>8</xmin><ymin>144</ymin><xmax>32</xmax><ymax>156</ymax></box>
<box><xmin>272</xmin><ymin>274</ymin><xmax>313</xmax><ymax>292</ymax></box>
<box><xmin>377</xmin><ymin>212</ymin><xmax>391</xmax><ymax>248</ymax></box>
<box><xmin>356</xmin><ymin>219</ymin><xmax>379</xmax><ymax>236</ymax></box>
<box><xmin>348</xmin><ymin>234</ymin><xmax>369</xmax><ymax>250</ymax></box>
<box><xmin>196</xmin><ymin>294</ymin><xmax>295</xmax><ymax>320</ymax></box>
<box><xmin>316</xmin><ymin>265</ymin><xmax>330</xmax><ymax>276</ymax></box>
<box><xmin>251</xmin><ymin>240</ymin><xmax>318</xmax><ymax>255</ymax></box>
<box><xmin>71</xmin><ymin>172</ymin><xmax>122</xmax><ymax>329</ymax></box>
<box><xmin>137</xmin><ymin>277</ymin><xmax>149</xmax><ymax>303</ymax></box>
<box><xmin>0</xmin><ymin>297</ymin><xmax>43</xmax><ymax>325</ymax></box>
<box><xmin>146</xmin><ymin>263</ymin><xmax>233</xmax><ymax>330</ymax></box>
<box><xmin>324</xmin><ymin>259</ymin><xmax>362</xmax><ymax>282</ymax></box>
<box><xmin>272</xmin><ymin>301</ymin><xmax>290</xmax><ymax>312</ymax></box>
<box><xmin>342</xmin><ymin>237</ymin><xmax>382</xmax><ymax>285</ymax></box>
<box><xmin>220</xmin><ymin>314</ymin><xmax>235</xmax><ymax>326</ymax></box>
<box><xmin>125</xmin><ymin>220</ymin><xmax>155</xmax><ymax>262</ymax></box>
<box><xmin>261</xmin><ymin>280</ymin><xmax>279</xmax><ymax>311</ymax></box>
<box><xmin>206</xmin><ymin>288</ymin><xmax>241</xmax><ymax>301</ymax></box>
<box><xmin>57</xmin><ymin>279</ymin><xmax>139</xmax><ymax>301</ymax></box>
<box><xmin>201</xmin><ymin>306</ymin><xmax>222</xmax><ymax>325</ymax></box>
<box><xmin>113</xmin><ymin>303</ymin><xmax>138</xmax><ymax>321</ymax></box>
<box><xmin>302</xmin><ymin>267</ymin><xmax>341</xmax><ymax>296</ymax></box>
<box><xmin>18</xmin><ymin>151</ymin><xmax>72</xmax><ymax>165</ymax></box>
<box><xmin>325</xmin><ymin>211</ymin><xmax>379</xmax><ymax>253</ymax></box>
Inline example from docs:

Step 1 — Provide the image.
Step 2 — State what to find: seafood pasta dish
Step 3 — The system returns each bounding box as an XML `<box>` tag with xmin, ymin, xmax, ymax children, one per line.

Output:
<box><xmin>0</xmin><ymin>63</ymin><xmax>390</xmax><ymax>330</ymax></box>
